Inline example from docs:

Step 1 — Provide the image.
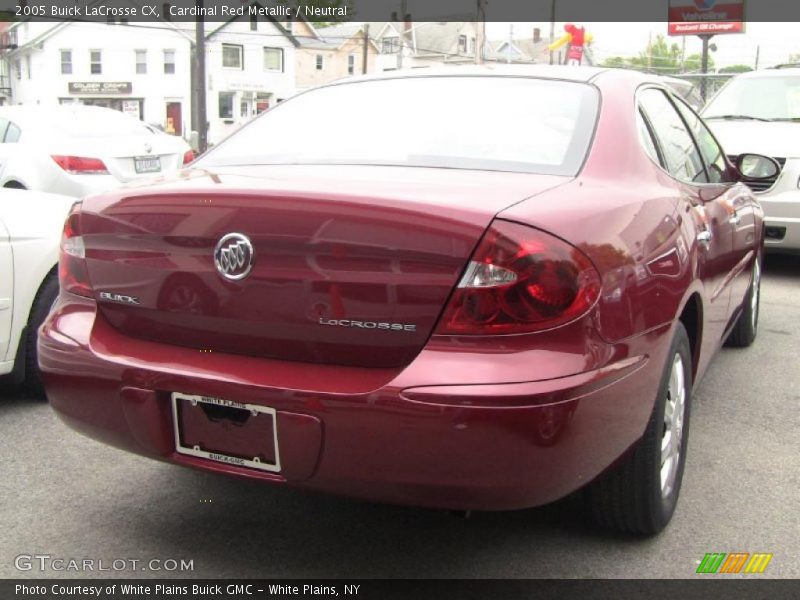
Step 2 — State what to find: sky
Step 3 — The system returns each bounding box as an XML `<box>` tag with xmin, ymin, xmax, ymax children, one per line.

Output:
<box><xmin>485</xmin><ymin>22</ymin><xmax>800</xmax><ymax>69</ymax></box>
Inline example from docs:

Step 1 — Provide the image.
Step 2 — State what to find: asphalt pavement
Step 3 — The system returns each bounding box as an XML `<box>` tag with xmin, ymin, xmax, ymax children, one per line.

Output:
<box><xmin>1</xmin><ymin>254</ymin><xmax>798</xmax><ymax>579</ymax></box>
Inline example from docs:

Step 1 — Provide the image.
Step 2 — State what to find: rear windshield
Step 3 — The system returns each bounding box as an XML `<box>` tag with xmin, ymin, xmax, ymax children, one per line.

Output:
<box><xmin>197</xmin><ymin>76</ymin><xmax>599</xmax><ymax>176</ymax></box>
<box><xmin>46</xmin><ymin>109</ymin><xmax>153</xmax><ymax>138</ymax></box>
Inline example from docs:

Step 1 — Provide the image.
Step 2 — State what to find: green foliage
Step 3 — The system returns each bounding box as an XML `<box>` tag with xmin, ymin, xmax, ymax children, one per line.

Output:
<box><xmin>601</xmin><ymin>56</ymin><xmax>627</xmax><ymax>68</ymax></box>
<box><xmin>601</xmin><ymin>34</ymin><xmax>715</xmax><ymax>74</ymax></box>
<box><xmin>719</xmin><ymin>64</ymin><xmax>753</xmax><ymax>73</ymax></box>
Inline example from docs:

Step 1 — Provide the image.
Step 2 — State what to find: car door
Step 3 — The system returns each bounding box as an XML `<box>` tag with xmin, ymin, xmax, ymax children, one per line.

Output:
<box><xmin>638</xmin><ymin>87</ymin><xmax>738</xmax><ymax>361</ymax></box>
<box><xmin>0</xmin><ymin>216</ymin><xmax>12</xmax><ymax>362</ymax></box>
<box><xmin>673</xmin><ymin>97</ymin><xmax>758</xmax><ymax>314</ymax></box>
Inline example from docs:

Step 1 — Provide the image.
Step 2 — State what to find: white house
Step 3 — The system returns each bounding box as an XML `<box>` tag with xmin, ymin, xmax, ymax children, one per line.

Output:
<box><xmin>2</xmin><ymin>15</ymin><xmax>298</xmax><ymax>144</ymax></box>
<box><xmin>203</xmin><ymin>17</ymin><xmax>298</xmax><ymax>143</ymax></box>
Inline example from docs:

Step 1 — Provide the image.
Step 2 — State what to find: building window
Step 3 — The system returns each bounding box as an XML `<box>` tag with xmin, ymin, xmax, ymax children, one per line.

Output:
<box><xmin>222</xmin><ymin>44</ymin><xmax>243</xmax><ymax>69</ymax></box>
<box><xmin>470</xmin><ymin>37</ymin><xmax>476</xmax><ymax>54</ymax></box>
<box><xmin>263</xmin><ymin>47</ymin><xmax>283</xmax><ymax>72</ymax></box>
<box><xmin>348</xmin><ymin>54</ymin><xmax>355</xmax><ymax>75</ymax></box>
<box><xmin>135</xmin><ymin>50</ymin><xmax>147</xmax><ymax>74</ymax></box>
<box><xmin>90</xmin><ymin>50</ymin><xmax>102</xmax><ymax>75</ymax></box>
<box><xmin>382</xmin><ymin>37</ymin><xmax>399</xmax><ymax>54</ymax></box>
<box><xmin>219</xmin><ymin>92</ymin><xmax>235</xmax><ymax>119</ymax></box>
<box><xmin>163</xmin><ymin>50</ymin><xmax>175</xmax><ymax>74</ymax></box>
<box><xmin>458</xmin><ymin>35</ymin><xmax>467</xmax><ymax>53</ymax></box>
<box><xmin>240</xmin><ymin>100</ymin><xmax>249</xmax><ymax>118</ymax></box>
<box><xmin>14</xmin><ymin>59</ymin><xmax>20</xmax><ymax>80</ymax></box>
<box><xmin>315</xmin><ymin>54</ymin><xmax>324</xmax><ymax>70</ymax></box>
<box><xmin>60</xmin><ymin>50</ymin><xmax>72</xmax><ymax>74</ymax></box>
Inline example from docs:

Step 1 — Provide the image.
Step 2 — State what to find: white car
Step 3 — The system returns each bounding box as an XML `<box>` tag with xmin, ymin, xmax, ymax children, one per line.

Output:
<box><xmin>702</xmin><ymin>66</ymin><xmax>800</xmax><ymax>252</ymax></box>
<box><xmin>0</xmin><ymin>104</ymin><xmax>194</xmax><ymax>198</ymax></box>
<box><xmin>1</xmin><ymin>189</ymin><xmax>75</xmax><ymax>394</ymax></box>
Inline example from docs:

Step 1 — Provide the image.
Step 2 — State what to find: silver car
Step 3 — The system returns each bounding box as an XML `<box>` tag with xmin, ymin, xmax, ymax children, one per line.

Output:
<box><xmin>702</xmin><ymin>66</ymin><xmax>800</xmax><ymax>252</ymax></box>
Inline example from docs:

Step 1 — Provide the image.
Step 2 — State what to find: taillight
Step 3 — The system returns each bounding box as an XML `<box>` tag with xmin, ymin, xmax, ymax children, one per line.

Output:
<box><xmin>51</xmin><ymin>155</ymin><xmax>109</xmax><ymax>174</ymax></box>
<box><xmin>58</xmin><ymin>203</ymin><xmax>93</xmax><ymax>298</ymax></box>
<box><xmin>436</xmin><ymin>220</ymin><xmax>601</xmax><ymax>335</ymax></box>
<box><xmin>182</xmin><ymin>150</ymin><xmax>195</xmax><ymax>165</ymax></box>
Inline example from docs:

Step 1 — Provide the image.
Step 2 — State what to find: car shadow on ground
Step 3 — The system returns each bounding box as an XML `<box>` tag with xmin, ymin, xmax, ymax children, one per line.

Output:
<box><xmin>763</xmin><ymin>253</ymin><xmax>800</xmax><ymax>278</ymax></box>
<box><xmin>89</xmin><ymin>459</ymin><xmax>651</xmax><ymax>579</ymax></box>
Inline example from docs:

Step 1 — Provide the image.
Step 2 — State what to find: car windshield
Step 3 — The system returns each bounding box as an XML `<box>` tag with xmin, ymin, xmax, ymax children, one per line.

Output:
<box><xmin>703</xmin><ymin>75</ymin><xmax>800</xmax><ymax>121</ymax></box>
<box><xmin>196</xmin><ymin>76</ymin><xmax>599</xmax><ymax>176</ymax></box>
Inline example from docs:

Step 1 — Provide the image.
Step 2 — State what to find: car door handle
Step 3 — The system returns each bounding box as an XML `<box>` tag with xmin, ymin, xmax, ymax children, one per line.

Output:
<box><xmin>697</xmin><ymin>230</ymin><xmax>712</xmax><ymax>246</ymax></box>
<box><xmin>729</xmin><ymin>210</ymin><xmax>741</xmax><ymax>225</ymax></box>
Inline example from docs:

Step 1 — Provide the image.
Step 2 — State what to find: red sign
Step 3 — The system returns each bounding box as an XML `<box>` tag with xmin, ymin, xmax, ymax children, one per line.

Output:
<box><xmin>668</xmin><ymin>0</ymin><xmax>745</xmax><ymax>36</ymax></box>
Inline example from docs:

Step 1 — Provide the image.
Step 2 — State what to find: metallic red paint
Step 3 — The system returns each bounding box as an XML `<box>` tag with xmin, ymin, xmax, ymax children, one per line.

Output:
<box><xmin>39</xmin><ymin>68</ymin><xmax>763</xmax><ymax>511</ymax></box>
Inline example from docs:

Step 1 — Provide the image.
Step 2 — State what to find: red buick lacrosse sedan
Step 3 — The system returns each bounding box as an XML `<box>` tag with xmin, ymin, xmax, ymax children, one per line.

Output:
<box><xmin>39</xmin><ymin>67</ymin><xmax>771</xmax><ymax>534</ymax></box>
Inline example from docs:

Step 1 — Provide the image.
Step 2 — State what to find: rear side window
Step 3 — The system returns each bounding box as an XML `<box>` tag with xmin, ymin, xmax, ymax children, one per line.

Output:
<box><xmin>673</xmin><ymin>97</ymin><xmax>731</xmax><ymax>183</ymax></box>
<box><xmin>639</xmin><ymin>88</ymin><xmax>707</xmax><ymax>184</ymax></box>
<box><xmin>4</xmin><ymin>122</ymin><xmax>21</xmax><ymax>143</ymax></box>
<box><xmin>636</xmin><ymin>109</ymin><xmax>662</xmax><ymax>166</ymax></box>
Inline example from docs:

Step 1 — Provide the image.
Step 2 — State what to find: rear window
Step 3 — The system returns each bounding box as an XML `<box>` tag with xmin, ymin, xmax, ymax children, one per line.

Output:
<box><xmin>197</xmin><ymin>76</ymin><xmax>599</xmax><ymax>176</ymax></box>
<box><xmin>47</xmin><ymin>109</ymin><xmax>153</xmax><ymax>138</ymax></box>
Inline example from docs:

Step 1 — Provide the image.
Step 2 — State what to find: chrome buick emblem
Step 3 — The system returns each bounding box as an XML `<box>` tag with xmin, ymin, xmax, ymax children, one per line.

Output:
<box><xmin>214</xmin><ymin>233</ymin><xmax>254</xmax><ymax>281</ymax></box>
<box><xmin>144</xmin><ymin>142</ymin><xmax>152</xmax><ymax>154</ymax></box>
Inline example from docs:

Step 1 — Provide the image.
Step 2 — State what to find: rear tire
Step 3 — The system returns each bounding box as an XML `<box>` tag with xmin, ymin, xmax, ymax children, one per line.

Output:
<box><xmin>726</xmin><ymin>252</ymin><xmax>761</xmax><ymax>348</ymax></box>
<box><xmin>24</xmin><ymin>272</ymin><xmax>59</xmax><ymax>398</ymax></box>
<box><xmin>586</xmin><ymin>322</ymin><xmax>692</xmax><ymax>535</ymax></box>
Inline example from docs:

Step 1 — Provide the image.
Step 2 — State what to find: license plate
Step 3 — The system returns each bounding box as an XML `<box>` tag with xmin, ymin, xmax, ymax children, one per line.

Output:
<box><xmin>134</xmin><ymin>156</ymin><xmax>161</xmax><ymax>174</ymax></box>
<box><xmin>171</xmin><ymin>392</ymin><xmax>281</xmax><ymax>473</ymax></box>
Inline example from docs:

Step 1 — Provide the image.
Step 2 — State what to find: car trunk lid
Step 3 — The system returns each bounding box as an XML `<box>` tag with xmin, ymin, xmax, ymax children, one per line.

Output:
<box><xmin>79</xmin><ymin>165</ymin><xmax>568</xmax><ymax>368</ymax></box>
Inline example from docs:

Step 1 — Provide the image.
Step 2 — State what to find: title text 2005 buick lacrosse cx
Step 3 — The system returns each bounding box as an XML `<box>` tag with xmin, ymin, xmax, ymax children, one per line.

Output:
<box><xmin>39</xmin><ymin>67</ymin><xmax>771</xmax><ymax>534</ymax></box>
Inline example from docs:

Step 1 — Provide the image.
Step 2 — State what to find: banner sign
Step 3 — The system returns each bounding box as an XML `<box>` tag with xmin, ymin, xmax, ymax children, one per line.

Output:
<box><xmin>668</xmin><ymin>0</ymin><xmax>745</xmax><ymax>35</ymax></box>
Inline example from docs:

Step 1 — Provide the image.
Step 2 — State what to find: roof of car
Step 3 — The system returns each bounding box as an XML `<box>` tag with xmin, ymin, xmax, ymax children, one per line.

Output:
<box><xmin>730</xmin><ymin>66</ymin><xmax>800</xmax><ymax>78</ymax></box>
<box><xmin>328</xmin><ymin>64</ymin><xmax>610</xmax><ymax>85</ymax></box>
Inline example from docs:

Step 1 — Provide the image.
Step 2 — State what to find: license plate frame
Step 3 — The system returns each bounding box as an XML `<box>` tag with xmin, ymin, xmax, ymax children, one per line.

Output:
<box><xmin>171</xmin><ymin>392</ymin><xmax>281</xmax><ymax>473</ymax></box>
<box><xmin>134</xmin><ymin>156</ymin><xmax>162</xmax><ymax>174</ymax></box>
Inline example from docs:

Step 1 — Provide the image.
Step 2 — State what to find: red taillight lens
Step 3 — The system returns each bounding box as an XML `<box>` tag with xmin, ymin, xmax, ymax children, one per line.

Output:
<box><xmin>436</xmin><ymin>221</ymin><xmax>601</xmax><ymax>335</ymax></box>
<box><xmin>58</xmin><ymin>203</ymin><xmax>93</xmax><ymax>298</ymax></box>
<box><xmin>51</xmin><ymin>155</ymin><xmax>108</xmax><ymax>174</ymax></box>
<box><xmin>182</xmin><ymin>149</ymin><xmax>195</xmax><ymax>165</ymax></box>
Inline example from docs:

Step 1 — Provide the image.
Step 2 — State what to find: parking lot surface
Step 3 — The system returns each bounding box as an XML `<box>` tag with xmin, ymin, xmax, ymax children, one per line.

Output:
<box><xmin>1</xmin><ymin>255</ymin><xmax>798</xmax><ymax>579</ymax></box>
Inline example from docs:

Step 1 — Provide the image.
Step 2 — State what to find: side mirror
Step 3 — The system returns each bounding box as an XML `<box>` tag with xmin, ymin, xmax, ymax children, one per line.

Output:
<box><xmin>736</xmin><ymin>153</ymin><xmax>780</xmax><ymax>181</ymax></box>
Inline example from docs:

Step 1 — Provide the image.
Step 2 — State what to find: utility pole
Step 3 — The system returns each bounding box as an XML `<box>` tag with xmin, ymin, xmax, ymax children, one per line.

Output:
<box><xmin>699</xmin><ymin>34</ymin><xmax>713</xmax><ymax>101</ymax></box>
<box><xmin>195</xmin><ymin>0</ymin><xmax>207</xmax><ymax>153</ymax></box>
<box><xmin>507</xmin><ymin>23</ymin><xmax>513</xmax><ymax>64</ymax></box>
<box><xmin>549</xmin><ymin>0</ymin><xmax>556</xmax><ymax>65</ymax></box>
<box><xmin>397</xmin><ymin>0</ymin><xmax>407</xmax><ymax>69</ymax></box>
<box><xmin>362</xmin><ymin>24</ymin><xmax>370</xmax><ymax>74</ymax></box>
<box><xmin>475</xmin><ymin>0</ymin><xmax>485</xmax><ymax>65</ymax></box>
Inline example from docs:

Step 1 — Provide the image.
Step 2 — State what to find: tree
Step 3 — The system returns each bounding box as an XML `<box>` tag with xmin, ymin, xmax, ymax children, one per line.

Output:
<box><xmin>719</xmin><ymin>64</ymin><xmax>753</xmax><ymax>73</ymax></box>
<box><xmin>638</xmin><ymin>34</ymin><xmax>681</xmax><ymax>73</ymax></box>
<box><xmin>684</xmin><ymin>52</ymin><xmax>715</xmax><ymax>72</ymax></box>
<box><xmin>601</xmin><ymin>56</ymin><xmax>627</xmax><ymax>68</ymax></box>
<box><xmin>599</xmin><ymin>35</ymin><xmax>715</xmax><ymax>75</ymax></box>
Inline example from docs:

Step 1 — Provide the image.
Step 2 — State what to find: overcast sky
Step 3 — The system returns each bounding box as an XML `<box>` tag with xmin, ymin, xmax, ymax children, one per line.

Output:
<box><xmin>485</xmin><ymin>22</ymin><xmax>800</xmax><ymax>69</ymax></box>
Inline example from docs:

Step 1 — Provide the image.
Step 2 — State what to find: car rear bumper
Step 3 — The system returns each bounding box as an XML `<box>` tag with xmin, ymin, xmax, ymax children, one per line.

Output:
<box><xmin>39</xmin><ymin>294</ymin><xmax>670</xmax><ymax>511</ymax></box>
